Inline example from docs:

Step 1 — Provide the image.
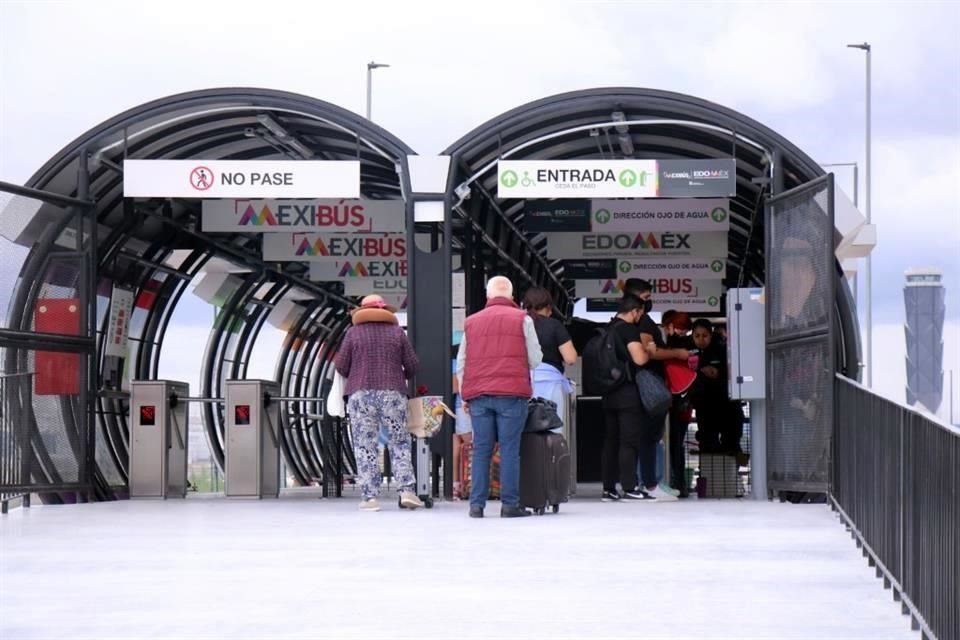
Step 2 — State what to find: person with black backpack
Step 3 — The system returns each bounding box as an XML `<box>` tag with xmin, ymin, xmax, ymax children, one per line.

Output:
<box><xmin>584</xmin><ymin>295</ymin><xmax>656</xmax><ymax>502</ymax></box>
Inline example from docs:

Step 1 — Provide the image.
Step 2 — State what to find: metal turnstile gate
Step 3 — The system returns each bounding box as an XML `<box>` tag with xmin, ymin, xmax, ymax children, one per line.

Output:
<box><xmin>129</xmin><ymin>380</ymin><xmax>189</xmax><ymax>498</ymax></box>
<box><xmin>224</xmin><ymin>380</ymin><xmax>281</xmax><ymax>498</ymax></box>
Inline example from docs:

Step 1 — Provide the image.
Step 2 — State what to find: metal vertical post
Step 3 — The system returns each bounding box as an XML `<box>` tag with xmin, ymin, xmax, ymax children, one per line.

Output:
<box><xmin>76</xmin><ymin>147</ymin><xmax>96</xmax><ymax>502</ymax></box>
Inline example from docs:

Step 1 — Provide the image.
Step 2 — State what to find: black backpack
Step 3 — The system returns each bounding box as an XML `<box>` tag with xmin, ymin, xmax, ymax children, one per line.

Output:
<box><xmin>582</xmin><ymin>321</ymin><xmax>632</xmax><ymax>395</ymax></box>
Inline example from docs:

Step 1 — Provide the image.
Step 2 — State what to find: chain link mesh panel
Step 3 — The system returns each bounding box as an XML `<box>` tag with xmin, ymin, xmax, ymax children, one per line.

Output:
<box><xmin>767</xmin><ymin>183</ymin><xmax>832</xmax><ymax>340</ymax></box>
<box><xmin>768</xmin><ymin>338</ymin><xmax>831</xmax><ymax>491</ymax></box>
<box><xmin>765</xmin><ymin>176</ymin><xmax>835</xmax><ymax>494</ymax></box>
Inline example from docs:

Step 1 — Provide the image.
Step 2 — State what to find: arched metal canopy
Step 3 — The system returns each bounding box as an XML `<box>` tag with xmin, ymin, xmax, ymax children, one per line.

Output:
<box><xmin>11</xmin><ymin>88</ymin><xmax>416</xmax><ymax>498</ymax></box>
<box><xmin>443</xmin><ymin>87</ymin><xmax>843</xmax><ymax>314</ymax></box>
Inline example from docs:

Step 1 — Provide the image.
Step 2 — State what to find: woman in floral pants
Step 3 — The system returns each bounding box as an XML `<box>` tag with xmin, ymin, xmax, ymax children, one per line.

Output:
<box><xmin>335</xmin><ymin>295</ymin><xmax>422</xmax><ymax>511</ymax></box>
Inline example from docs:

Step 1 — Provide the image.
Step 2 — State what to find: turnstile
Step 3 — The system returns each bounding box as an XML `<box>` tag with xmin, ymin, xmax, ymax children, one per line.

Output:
<box><xmin>129</xmin><ymin>380</ymin><xmax>189</xmax><ymax>498</ymax></box>
<box><xmin>224</xmin><ymin>380</ymin><xmax>281</xmax><ymax>498</ymax></box>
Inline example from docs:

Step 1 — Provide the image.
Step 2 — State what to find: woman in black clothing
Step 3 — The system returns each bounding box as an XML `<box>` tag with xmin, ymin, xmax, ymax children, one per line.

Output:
<box><xmin>523</xmin><ymin>287</ymin><xmax>577</xmax><ymax>429</ymax></box>
<box><xmin>691</xmin><ymin>319</ymin><xmax>743</xmax><ymax>454</ymax></box>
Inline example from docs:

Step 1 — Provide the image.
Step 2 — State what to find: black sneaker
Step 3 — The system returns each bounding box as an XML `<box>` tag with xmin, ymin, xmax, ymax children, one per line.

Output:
<box><xmin>500</xmin><ymin>505</ymin><xmax>532</xmax><ymax>518</ymax></box>
<box><xmin>623</xmin><ymin>487</ymin><xmax>654</xmax><ymax>501</ymax></box>
<box><xmin>601</xmin><ymin>490</ymin><xmax>622</xmax><ymax>502</ymax></box>
<box><xmin>469</xmin><ymin>506</ymin><xmax>484</xmax><ymax>518</ymax></box>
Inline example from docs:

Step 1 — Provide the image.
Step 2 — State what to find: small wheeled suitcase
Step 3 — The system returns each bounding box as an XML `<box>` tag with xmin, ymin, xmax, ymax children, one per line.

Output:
<box><xmin>519</xmin><ymin>431</ymin><xmax>571</xmax><ymax>514</ymax></box>
<box><xmin>412</xmin><ymin>436</ymin><xmax>434</xmax><ymax>508</ymax></box>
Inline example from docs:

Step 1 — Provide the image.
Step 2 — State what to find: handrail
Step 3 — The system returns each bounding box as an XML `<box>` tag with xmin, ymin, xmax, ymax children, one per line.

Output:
<box><xmin>0</xmin><ymin>371</ymin><xmax>35</xmax><ymax>380</ymax></box>
<box><xmin>836</xmin><ymin>373</ymin><xmax>960</xmax><ymax>436</ymax></box>
<box><xmin>831</xmin><ymin>375</ymin><xmax>958</xmax><ymax>640</ymax></box>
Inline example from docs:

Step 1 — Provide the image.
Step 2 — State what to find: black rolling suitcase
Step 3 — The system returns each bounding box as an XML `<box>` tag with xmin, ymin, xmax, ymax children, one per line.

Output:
<box><xmin>519</xmin><ymin>431</ymin><xmax>571</xmax><ymax>514</ymax></box>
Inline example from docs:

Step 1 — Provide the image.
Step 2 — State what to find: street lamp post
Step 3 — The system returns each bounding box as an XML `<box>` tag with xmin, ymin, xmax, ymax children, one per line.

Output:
<box><xmin>848</xmin><ymin>42</ymin><xmax>872</xmax><ymax>387</ymax></box>
<box><xmin>366</xmin><ymin>61</ymin><xmax>390</xmax><ymax>121</ymax></box>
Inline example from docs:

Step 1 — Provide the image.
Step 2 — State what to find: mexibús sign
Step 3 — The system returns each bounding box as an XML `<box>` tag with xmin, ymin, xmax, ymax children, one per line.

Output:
<box><xmin>123</xmin><ymin>160</ymin><xmax>360</xmax><ymax>198</ymax></box>
<box><xmin>262</xmin><ymin>233</ymin><xmax>406</xmax><ymax>262</ymax></box>
<box><xmin>614</xmin><ymin>257</ymin><xmax>726</xmax><ymax>280</ymax></box>
<box><xmin>202</xmin><ymin>199</ymin><xmax>404</xmax><ymax>233</ymax></box>
<box><xmin>576</xmin><ymin>278</ymin><xmax>723</xmax><ymax>311</ymax></box>
<box><xmin>543</xmin><ymin>231</ymin><xmax>728</xmax><ymax>259</ymax></box>
<box><xmin>309</xmin><ymin>260</ymin><xmax>408</xmax><ymax>280</ymax></box>
<box><xmin>498</xmin><ymin>160</ymin><xmax>659</xmax><ymax>198</ymax></box>
<box><xmin>591</xmin><ymin>198</ymin><xmax>730</xmax><ymax>232</ymax></box>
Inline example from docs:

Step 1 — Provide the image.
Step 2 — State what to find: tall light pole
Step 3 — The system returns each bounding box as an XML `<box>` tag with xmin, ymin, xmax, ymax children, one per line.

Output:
<box><xmin>848</xmin><ymin>42</ymin><xmax>872</xmax><ymax>387</ymax></box>
<box><xmin>366</xmin><ymin>61</ymin><xmax>390</xmax><ymax>120</ymax></box>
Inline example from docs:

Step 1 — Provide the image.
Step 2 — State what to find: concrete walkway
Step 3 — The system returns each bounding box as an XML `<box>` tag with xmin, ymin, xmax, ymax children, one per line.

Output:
<box><xmin>1</xmin><ymin>495</ymin><xmax>916</xmax><ymax>640</ymax></box>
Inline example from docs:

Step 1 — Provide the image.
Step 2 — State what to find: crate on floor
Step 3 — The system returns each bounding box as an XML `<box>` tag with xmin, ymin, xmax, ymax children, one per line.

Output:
<box><xmin>698</xmin><ymin>453</ymin><xmax>740</xmax><ymax>498</ymax></box>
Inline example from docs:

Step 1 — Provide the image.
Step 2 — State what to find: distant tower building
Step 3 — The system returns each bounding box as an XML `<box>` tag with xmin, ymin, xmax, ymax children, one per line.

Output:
<box><xmin>904</xmin><ymin>269</ymin><xmax>945</xmax><ymax>414</ymax></box>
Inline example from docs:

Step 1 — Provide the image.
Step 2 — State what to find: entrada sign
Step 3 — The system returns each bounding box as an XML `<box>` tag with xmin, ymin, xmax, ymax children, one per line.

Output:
<box><xmin>202</xmin><ymin>199</ymin><xmax>404</xmax><ymax>233</ymax></box>
<box><xmin>123</xmin><ymin>159</ymin><xmax>360</xmax><ymax>198</ymax></box>
<box><xmin>499</xmin><ymin>160</ymin><xmax>659</xmax><ymax>198</ymax></box>
<box><xmin>498</xmin><ymin>159</ymin><xmax>736</xmax><ymax>199</ymax></box>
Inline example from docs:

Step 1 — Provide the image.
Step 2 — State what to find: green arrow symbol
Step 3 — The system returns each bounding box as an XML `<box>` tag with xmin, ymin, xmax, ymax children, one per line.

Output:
<box><xmin>500</xmin><ymin>170</ymin><xmax>518</xmax><ymax>188</ymax></box>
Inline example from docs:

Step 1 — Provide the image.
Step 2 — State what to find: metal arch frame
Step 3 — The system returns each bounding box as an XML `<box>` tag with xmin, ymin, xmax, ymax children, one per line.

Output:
<box><xmin>7</xmin><ymin>88</ymin><xmax>416</xmax><ymax>501</ymax></box>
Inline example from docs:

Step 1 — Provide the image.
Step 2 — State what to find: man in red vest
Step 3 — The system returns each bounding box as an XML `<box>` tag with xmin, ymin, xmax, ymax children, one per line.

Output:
<box><xmin>457</xmin><ymin>275</ymin><xmax>543</xmax><ymax>518</ymax></box>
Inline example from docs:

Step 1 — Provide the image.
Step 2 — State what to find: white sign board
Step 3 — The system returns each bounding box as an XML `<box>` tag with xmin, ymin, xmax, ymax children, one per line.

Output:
<box><xmin>201</xmin><ymin>199</ymin><xmax>404</xmax><ymax>233</ymax></box>
<box><xmin>104</xmin><ymin>287</ymin><xmax>134</xmax><ymax>358</ymax></box>
<box><xmin>452</xmin><ymin>273</ymin><xmax>465</xmax><ymax>308</ymax></box>
<box><xmin>590</xmin><ymin>198</ymin><xmax>730</xmax><ymax>232</ymax></box>
<box><xmin>614</xmin><ymin>257</ymin><xmax>727</xmax><ymax>280</ymax></box>
<box><xmin>544</xmin><ymin>231</ymin><xmax>728</xmax><ymax>259</ymax></box>
<box><xmin>343</xmin><ymin>278</ymin><xmax>407</xmax><ymax>296</ymax></box>
<box><xmin>576</xmin><ymin>278</ymin><xmax>724</xmax><ymax>311</ymax></box>
<box><xmin>452</xmin><ymin>308</ymin><xmax>466</xmax><ymax>332</ymax></box>
<box><xmin>263</xmin><ymin>233</ymin><xmax>406</xmax><ymax>262</ymax></box>
<box><xmin>498</xmin><ymin>160</ymin><xmax>659</xmax><ymax>198</ymax></box>
<box><xmin>123</xmin><ymin>160</ymin><xmax>360</xmax><ymax>198</ymax></box>
<box><xmin>309</xmin><ymin>260</ymin><xmax>408</xmax><ymax>280</ymax></box>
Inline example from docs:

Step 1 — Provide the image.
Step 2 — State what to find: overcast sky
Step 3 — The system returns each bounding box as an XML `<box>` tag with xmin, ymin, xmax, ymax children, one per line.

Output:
<box><xmin>1</xmin><ymin>0</ymin><xmax>959</xmax><ymax>417</ymax></box>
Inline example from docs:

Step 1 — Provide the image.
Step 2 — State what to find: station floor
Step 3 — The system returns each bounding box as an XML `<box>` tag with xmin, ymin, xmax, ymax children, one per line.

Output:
<box><xmin>1</xmin><ymin>489</ymin><xmax>916</xmax><ymax>640</ymax></box>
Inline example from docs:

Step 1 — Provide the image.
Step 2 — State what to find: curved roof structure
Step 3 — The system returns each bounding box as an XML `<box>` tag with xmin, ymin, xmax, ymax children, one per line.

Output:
<box><xmin>3</xmin><ymin>86</ymin><xmax>861</xmax><ymax>503</ymax></box>
<box><xmin>442</xmin><ymin>86</ymin><xmax>859</xmax><ymax>368</ymax></box>
<box><xmin>8</xmin><ymin>88</ymin><xmax>415</xmax><ymax>499</ymax></box>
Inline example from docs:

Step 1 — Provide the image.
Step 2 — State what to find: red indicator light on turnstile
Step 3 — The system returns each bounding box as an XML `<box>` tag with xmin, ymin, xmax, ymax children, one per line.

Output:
<box><xmin>140</xmin><ymin>405</ymin><xmax>156</xmax><ymax>426</ymax></box>
<box><xmin>235</xmin><ymin>405</ymin><xmax>251</xmax><ymax>425</ymax></box>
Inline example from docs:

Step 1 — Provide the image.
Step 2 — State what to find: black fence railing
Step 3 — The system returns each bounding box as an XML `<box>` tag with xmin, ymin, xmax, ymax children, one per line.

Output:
<box><xmin>832</xmin><ymin>375</ymin><xmax>959</xmax><ymax>640</ymax></box>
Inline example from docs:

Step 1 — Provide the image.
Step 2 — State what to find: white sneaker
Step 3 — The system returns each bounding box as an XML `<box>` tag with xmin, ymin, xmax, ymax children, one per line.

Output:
<box><xmin>359</xmin><ymin>497</ymin><xmax>381</xmax><ymax>512</ymax></box>
<box><xmin>645</xmin><ymin>486</ymin><xmax>679</xmax><ymax>502</ymax></box>
<box><xmin>399</xmin><ymin>491</ymin><xmax>424</xmax><ymax>510</ymax></box>
<box><xmin>659</xmin><ymin>483</ymin><xmax>680</xmax><ymax>497</ymax></box>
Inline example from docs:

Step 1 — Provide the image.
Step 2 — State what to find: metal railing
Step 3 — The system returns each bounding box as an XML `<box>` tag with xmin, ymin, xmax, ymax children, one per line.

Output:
<box><xmin>1</xmin><ymin>371</ymin><xmax>34</xmax><ymax>513</ymax></box>
<box><xmin>832</xmin><ymin>375</ymin><xmax>959</xmax><ymax>640</ymax></box>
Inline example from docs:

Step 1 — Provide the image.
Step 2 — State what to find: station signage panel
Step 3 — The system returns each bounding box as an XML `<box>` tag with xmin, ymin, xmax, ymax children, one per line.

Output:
<box><xmin>614</xmin><ymin>257</ymin><xmax>726</xmax><ymax>280</ymax></box>
<box><xmin>544</xmin><ymin>230</ymin><xmax>728</xmax><ymax>259</ymax></box>
<box><xmin>202</xmin><ymin>199</ymin><xmax>404</xmax><ymax>233</ymax></box>
<box><xmin>576</xmin><ymin>278</ymin><xmax>724</xmax><ymax>312</ymax></box>
<box><xmin>523</xmin><ymin>199</ymin><xmax>591</xmax><ymax>232</ymax></box>
<box><xmin>590</xmin><ymin>198</ymin><xmax>730</xmax><ymax>232</ymax></box>
<box><xmin>309</xmin><ymin>260</ymin><xmax>408</xmax><ymax>280</ymax></box>
<box><xmin>123</xmin><ymin>160</ymin><xmax>360</xmax><ymax>198</ymax></box>
<box><xmin>263</xmin><ymin>233</ymin><xmax>406</xmax><ymax>262</ymax></box>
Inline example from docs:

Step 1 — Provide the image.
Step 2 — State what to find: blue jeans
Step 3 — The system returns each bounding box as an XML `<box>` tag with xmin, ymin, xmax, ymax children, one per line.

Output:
<box><xmin>468</xmin><ymin>395</ymin><xmax>526</xmax><ymax>509</ymax></box>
